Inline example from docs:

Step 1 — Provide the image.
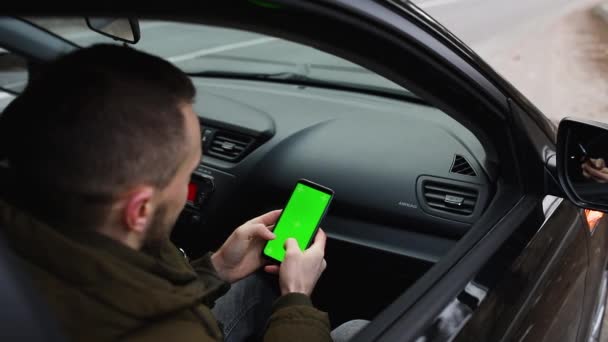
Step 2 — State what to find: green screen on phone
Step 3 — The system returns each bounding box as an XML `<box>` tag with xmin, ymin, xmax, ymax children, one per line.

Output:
<box><xmin>264</xmin><ymin>182</ymin><xmax>332</xmax><ymax>262</ymax></box>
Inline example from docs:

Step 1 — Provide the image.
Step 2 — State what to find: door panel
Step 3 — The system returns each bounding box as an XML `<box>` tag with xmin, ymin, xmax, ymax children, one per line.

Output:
<box><xmin>452</xmin><ymin>199</ymin><xmax>588</xmax><ymax>341</ymax></box>
<box><xmin>578</xmin><ymin>209</ymin><xmax>608</xmax><ymax>341</ymax></box>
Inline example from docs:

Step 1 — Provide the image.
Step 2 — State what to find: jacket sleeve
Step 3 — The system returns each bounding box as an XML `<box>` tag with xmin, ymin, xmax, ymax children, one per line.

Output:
<box><xmin>263</xmin><ymin>293</ymin><xmax>332</xmax><ymax>342</ymax></box>
<box><xmin>189</xmin><ymin>252</ymin><xmax>231</xmax><ymax>307</ymax></box>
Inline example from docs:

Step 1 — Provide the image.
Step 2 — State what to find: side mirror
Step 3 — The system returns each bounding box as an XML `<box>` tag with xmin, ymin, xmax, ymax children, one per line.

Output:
<box><xmin>557</xmin><ymin>117</ymin><xmax>608</xmax><ymax>212</ymax></box>
<box><xmin>85</xmin><ymin>17</ymin><xmax>140</xmax><ymax>44</ymax></box>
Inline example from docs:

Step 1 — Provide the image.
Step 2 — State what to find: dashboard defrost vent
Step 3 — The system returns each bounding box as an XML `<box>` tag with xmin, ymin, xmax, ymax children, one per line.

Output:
<box><xmin>450</xmin><ymin>155</ymin><xmax>476</xmax><ymax>176</ymax></box>
<box><xmin>207</xmin><ymin>130</ymin><xmax>255</xmax><ymax>162</ymax></box>
<box><xmin>422</xmin><ymin>181</ymin><xmax>478</xmax><ymax>216</ymax></box>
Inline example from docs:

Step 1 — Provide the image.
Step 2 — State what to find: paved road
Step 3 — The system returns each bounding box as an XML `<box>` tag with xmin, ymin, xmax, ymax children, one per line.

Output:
<box><xmin>463</xmin><ymin>0</ymin><xmax>608</xmax><ymax>123</ymax></box>
<box><xmin>411</xmin><ymin>0</ymin><xmax>600</xmax><ymax>57</ymax></box>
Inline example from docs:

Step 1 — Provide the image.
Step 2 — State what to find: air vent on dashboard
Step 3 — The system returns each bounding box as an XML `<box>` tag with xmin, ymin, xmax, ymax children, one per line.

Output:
<box><xmin>422</xmin><ymin>181</ymin><xmax>478</xmax><ymax>216</ymax></box>
<box><xmin>207</xmin><ymin>130</ymin><xmax>255</xmax><ymax>162</ymax></box>
<box><xmin>450</xmin><ymin>155</ymin><xmax>476</xmax><ymax>176</ymax></box>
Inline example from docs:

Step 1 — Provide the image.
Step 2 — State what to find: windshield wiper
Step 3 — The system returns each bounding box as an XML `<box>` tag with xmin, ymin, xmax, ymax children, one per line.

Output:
<box><xmin>187</xmin><ymin>70</ymin><xmax>426</xmax><ymax>104</ymax></box>
<box><xmin>189</xmin><ymin>70</ymin><xmax>317</xmax><ymax>82</ymax></box>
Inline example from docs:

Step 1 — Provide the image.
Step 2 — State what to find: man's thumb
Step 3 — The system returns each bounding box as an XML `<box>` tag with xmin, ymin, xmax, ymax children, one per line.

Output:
<box><xmin>285</xmin><ymin>238</ymin><xmax>300</xmax><ymax>252</ymax></box>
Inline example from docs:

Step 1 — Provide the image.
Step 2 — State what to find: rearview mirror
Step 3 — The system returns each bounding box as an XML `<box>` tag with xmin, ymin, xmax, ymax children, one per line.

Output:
<box><xmin>557</xmin><ymin>117</ymin><xmax>608</xmax><ymax>212</ymax></box>
<box><xmin>85</xmin><ymin>17</ymin><xmax>140</xmax><ymax>44</ymax></box>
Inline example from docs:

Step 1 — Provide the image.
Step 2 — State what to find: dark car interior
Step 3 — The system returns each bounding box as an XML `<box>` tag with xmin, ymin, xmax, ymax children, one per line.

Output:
<box><xmin>0</xmin><ymin>14</ymin><xmax>504</xmax><ymax>333</ymax></box>
<box><xmin>170</xmin><ymin>76</ymin><xmax>498</xmax><ymax>327</ymax></box>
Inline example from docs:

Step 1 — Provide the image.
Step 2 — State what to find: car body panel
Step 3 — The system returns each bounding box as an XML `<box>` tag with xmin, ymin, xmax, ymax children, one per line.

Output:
<box><xmin>579</xmin><ymin>210</ymin><xmax>608</xmax><ymax>342</ymax></box>
<box><xmin>450</xmin><ymin>199</ymin><xmax>588</xmax><ymax>341</ymax></box>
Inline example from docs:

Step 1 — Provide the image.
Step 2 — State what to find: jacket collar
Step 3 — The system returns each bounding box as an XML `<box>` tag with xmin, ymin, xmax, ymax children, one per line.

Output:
<box><xmin>0</xmin><ymin>199</ymin><xmax>212</xmax><ymax>319</ymax></box>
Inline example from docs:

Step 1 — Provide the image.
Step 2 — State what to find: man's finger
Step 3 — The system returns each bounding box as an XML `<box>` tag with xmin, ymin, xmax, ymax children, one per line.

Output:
<box><xmin>236</xmin><ymin>223</ymin><xmax>261</xmax><ymax>238</ymax></box>
<box><xmin>594</xmin><ymin>158</ymin><xmax>606</xmax><ymax>169</ymax></box>
<box><xmin>284</xmin><ymin>238</ymin><xmax>300</xmax><ymax>252</ymax></box>
<box><xmin>591</xmin><ymin>158</ymin><xmax>607</xmax><ymax>170</ymax></box>
<box><xmin>310</xmin><ymin>229</ymin><xmax>327</xmax><ymax>252</ymax></box>
<box><xmin>254</xmin><ymin>224</ymin><xmax>276</xmax><ymax>241</ymax></box>
<box><xmin>264</xmin><ymin>265</ymin><xmax>280</xmax><ymax>274</ymax></box>
<box><xmin>583</xmin><ymin>169</ymin><xmax>591</xmax><ymax>179</ymax></box>
<box><xmin>589</xmin><ymin>158</ymin><xmax>598</xmax><ymax>168</ymax></box>
<box><xmin>250</xmin><ymin>210</ymin><xmax>282</xmax><ymax>226</ymax></box>
<box><xmin>585</xmin><ymin>165</ymin><xmax>608</xmax><ymax>180</ymax></box>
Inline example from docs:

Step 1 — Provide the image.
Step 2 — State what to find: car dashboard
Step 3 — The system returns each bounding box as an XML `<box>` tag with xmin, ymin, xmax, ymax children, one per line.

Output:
<box><xmin>174</xmin><ymin>77</ymin><xmax>497</xmax><ymax>263</ymax></box>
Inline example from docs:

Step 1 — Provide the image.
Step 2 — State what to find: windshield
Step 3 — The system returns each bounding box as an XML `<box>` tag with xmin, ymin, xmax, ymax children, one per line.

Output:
<box><xmin>25</xmin><ymin>17</ymin><xmax>411</xmax><ymax>96</ymax></box>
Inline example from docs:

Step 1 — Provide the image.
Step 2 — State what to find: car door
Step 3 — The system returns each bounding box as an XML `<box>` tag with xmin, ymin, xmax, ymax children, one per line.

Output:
<box><xmin>177</xmin><ymin>1</ymin><xmax>599</xmax><ymax>341</ymax></box>
<box><xmin>579</xmin><ymin>207</ymin><xmax>608</xmax><ymax>342</ymax></box>
<box><xmin>331</xmin><ymin>2</ymin><xmax>599</xmax><ymax>341</ymax></box>
<box><xmin>352</xmin><ymin>122</ymin><xmax>593</xmax><ymax>341</ymax></box>
<box><xmin>234</xmin><ymin>1</ymin><xmax>603</xmax><ymax>341</ymax></box>
<box><xmin>447</xmin><ymin>198</ymin><xmax>589</xmax><ymax>342</ymax></box>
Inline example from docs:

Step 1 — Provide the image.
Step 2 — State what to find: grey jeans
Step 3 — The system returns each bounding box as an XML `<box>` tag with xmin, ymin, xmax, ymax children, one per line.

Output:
<box><xmin>211</xmin><ymin>272</ymin><xmax>369</xmax><ymax>342</ymax></box>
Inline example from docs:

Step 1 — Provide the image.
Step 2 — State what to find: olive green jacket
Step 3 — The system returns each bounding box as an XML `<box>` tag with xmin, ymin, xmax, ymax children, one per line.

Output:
<box><xmin>0</xmin><ymin>200</ymin><xmax>331</xmax><ymax>341</ymax></box>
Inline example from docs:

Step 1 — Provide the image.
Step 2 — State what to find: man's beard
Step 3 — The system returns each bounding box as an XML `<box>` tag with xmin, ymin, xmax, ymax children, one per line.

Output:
<box><xmin>141</xmin><ymin>203</ymin><xmax>179</xmax><ymax>255</ymax></box>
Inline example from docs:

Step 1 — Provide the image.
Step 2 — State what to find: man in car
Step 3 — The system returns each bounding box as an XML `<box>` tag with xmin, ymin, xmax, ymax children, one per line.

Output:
<box><xmin>0</xmin><ymin>44</ymin><xmax>349</xmax><ymax>341</ymax></box>
<box><xmin>583</xmin><ymin>158</ymin><xmax>608</xmax><ymax>183</ymax></box>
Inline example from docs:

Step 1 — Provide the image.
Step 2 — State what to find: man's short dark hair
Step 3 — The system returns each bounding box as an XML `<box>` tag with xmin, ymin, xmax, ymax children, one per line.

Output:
<box><xmin>1</xmin><ymin>44</ymin><xmax>196</xmax><ymax>229</ymax></box>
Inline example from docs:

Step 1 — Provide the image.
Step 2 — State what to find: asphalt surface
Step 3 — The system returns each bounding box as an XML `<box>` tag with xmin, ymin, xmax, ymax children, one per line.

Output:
<box><xmin>473</xmin><ymin>0</ymin><xmax>608</xmax><ymax>124</ymax></box>
<box><xmin>411</xmin><ymin>0</ymin><xmax>599</xmax><ymax>55</ymax></box>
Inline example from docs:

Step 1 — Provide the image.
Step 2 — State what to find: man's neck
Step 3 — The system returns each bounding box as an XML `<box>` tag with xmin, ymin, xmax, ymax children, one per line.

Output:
<box><xmin>96</xmin><ymin>225</ymin><xmax>143</xmax><ymax>250</ymax></box>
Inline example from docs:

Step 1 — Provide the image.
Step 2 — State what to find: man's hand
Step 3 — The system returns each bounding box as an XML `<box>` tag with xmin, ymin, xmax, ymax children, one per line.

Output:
<box><xmin>264</xmin><ymin>229</ymin><xmax>327</xmax><ymax>296</ymax></box>
<box><xmin>582</xmin><ymin>158</ymin><xmax>608</xmax><ymax>183</ymax></box>
<box><xmin>211</xmin><ymin>210</ymin><xmax>281</xmax><ymax>283</ymax></box>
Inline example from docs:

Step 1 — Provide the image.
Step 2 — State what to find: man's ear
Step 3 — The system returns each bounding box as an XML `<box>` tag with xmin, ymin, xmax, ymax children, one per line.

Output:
<box><xmin>124</xmin><ymin>186</ymin><xmax>156</xmax><ymax>234</ymax></box>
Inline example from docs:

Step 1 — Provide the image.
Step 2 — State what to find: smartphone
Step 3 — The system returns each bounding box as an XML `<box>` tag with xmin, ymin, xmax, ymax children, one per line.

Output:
<box><xmin>263</xmin><ymin>179</ymin><xmax>334</xmax><ymax>263</ymax></box>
